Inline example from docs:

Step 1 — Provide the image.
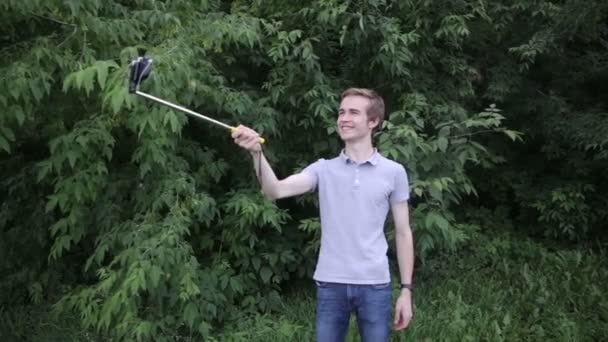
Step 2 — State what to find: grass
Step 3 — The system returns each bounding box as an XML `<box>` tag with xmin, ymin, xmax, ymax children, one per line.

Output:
<box><xmin>212</xmin><ymin>232</ymin><xmax>608</xmax><ymax>341</ymax></box>
<box><xmin>3</xmin><ymin>231</ymin><xmax>607</xmax><ymax>341</ymax></box>
<box><xmin>1</xmin><ymin>304</ymin><xmax>98</xmax><ymax>342</ymax></box>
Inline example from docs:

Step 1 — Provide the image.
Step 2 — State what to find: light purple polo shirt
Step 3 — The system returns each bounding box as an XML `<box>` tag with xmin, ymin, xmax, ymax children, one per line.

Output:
<box><xmin>302</xmin><ymin>149</ymin><xmax>410</xmax><ymax>284</ymax></box>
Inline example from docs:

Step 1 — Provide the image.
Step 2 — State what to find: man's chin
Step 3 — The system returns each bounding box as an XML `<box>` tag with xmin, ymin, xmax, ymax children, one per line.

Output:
<box><xmin>339</xmin><ymin>134</ymin><xmax>358</xmax><ymax>142</ymax></box>
<box><xmin>338</xmin><ymin>132</ymin><xmax>350</xmax><ymax>140</ymax></box>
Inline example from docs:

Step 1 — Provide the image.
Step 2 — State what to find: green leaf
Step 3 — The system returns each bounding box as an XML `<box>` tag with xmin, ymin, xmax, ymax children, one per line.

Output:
<box><xmin>110</xmin><ymin>88</ymin><xmax>125</xmax><ymax>114</ymax></box>
<box><xmin>164</xmin><ymin>111</ymin><xmax>181</xmax><ymax>133</ymax></box>
<box><xmin>67</xmin><ymin>151</ymin><xmax>78</xmax><ymax>168</ymax></box>
<box><xmin>435</xmin><ymin>215</ymin><xmax>450</xmax><ymax>230</ymax></box>
<box><xmin>149</xmin><ymin>266</ymin><xmax>162</xmax><ymax>288</ymax></box>
<box><xmin>62</xmin><ymin>73</ymin><xmax>76</xmax><ymax>92</ymax></box>
<box><xmin>229</xmin><ymin>277</ymin><xmax>243</xmax><ymax>293</ymax></box>
<box><xmin>135</xmin><ymin>321</ymin><xmax>153</xmax><ymax>340</ymax></box>
<box><xmin>29</xmin><ymin>81</ymin><xmax>43</xmax><ymax>102</ymax></box>
<box><xmin>429</xmin><ymin>184</ymin><xmax>442</xmax><ymax>201</ymax></box>
<box><xmin>82</xmin><ymin>67</ymin><xmax>96</xmax><ymax>95</ymax></box>
<box><xmin>424</xmin><ymin>212</ymin><xmax>436</xmax><ymax>229</ymax></box>
<box><xmin>437</xmin><ymin>137</ymin><xmax>448</xmax><ymax>152</ymax></box>
<box><xmin>96</xmin><ymin>62</ymin><xmax>109</xmax><ymax>89</ymax></box>
<box><xmin>45</xmin><ymin>194</ymin><xmax>59</xmax><ymax>213</ymax></box>
<box><xmin>184</xmin><ymin>302</ymin><xmax>198</xmax><ymax>327</ymax></box>
<box><xmin>37</xmin><ymin>160</ymin><xmax>53</xmax><ymax>182</ymax></box>
<box><xmin>260</xmin><ymin>267</ymin><xmax>272</xmax><ymax>283</ymax></box>
<box><xmin>1</xmin><ymin>127</ymin><xmax>15</xmax><ymax>142</ymax></box>
<box><xmin>252</xmin><ymin>257</ymin><xmax>261</xmax><ymax>271</ymax></box>
<box><xmin>15</xmin><ymin>107</ymin><xmax>25</xmax><ymax>125</ymax></box>
<box><xmin>206</xmin><ymin>303</ymin><xmax>217</xmax><ymax>317</ymax></box>
<box><xmin>504</xmin><ymin>129</ymin><xmax>522</xmax><ymax>142</ymax></box>
<box><xmin>0</xmin><ymin>135</ymin><xmax>10</xmax><ymax>153</ymax></box>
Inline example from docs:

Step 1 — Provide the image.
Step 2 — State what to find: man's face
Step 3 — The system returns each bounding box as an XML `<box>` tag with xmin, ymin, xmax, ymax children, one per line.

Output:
<box><xmin>337</xmin><ymin>95</ymin><xmax>378</xmax><ymax>142</ymax></box>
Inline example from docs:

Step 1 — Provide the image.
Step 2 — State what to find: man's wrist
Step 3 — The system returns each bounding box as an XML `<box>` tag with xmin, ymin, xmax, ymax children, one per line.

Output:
<box><xmin>400</xmin><ymin>283</ymin><xmax>414</xmax><ymax>293</ymax></box>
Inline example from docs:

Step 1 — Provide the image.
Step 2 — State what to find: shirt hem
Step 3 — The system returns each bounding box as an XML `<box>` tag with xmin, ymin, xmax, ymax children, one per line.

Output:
<box><xmin>312</xmin><ymin>276</ymin><xmax>391</xmax><ymax>285</ymax></box>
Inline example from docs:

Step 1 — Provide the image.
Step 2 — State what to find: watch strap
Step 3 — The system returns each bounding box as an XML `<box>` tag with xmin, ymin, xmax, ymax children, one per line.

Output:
<box><xmin>400</xmin><ymin>283</ymin><xmax>414</xmax><ymax>291</ymax></box>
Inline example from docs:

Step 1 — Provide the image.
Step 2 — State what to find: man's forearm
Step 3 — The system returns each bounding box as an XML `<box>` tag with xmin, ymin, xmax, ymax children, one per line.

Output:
<box><xmin>251</xmin><ymin>151</ymin><xmax>281</xmax><ymax>199</ymax></box>
<box><xmin>396</xmin><ymin>226</ymin><xmax>414</xmax><ymax>289</ymax></box>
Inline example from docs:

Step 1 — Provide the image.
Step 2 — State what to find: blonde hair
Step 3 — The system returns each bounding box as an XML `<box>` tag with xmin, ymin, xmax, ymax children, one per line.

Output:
<box><xmin>340</xmin><ymin>88</ymin><xmax>385</xmax><ymax>132</ymax></box>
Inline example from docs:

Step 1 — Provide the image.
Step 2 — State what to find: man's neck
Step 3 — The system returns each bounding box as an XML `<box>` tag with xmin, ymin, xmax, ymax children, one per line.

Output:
<box><xmin>344</xmin><ymin>139</ymin><xmax>375</xmax><ymax>163</ymax></box>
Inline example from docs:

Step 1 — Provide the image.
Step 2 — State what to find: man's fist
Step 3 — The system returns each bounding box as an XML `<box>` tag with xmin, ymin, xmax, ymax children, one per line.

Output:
<box><xmin>393</xmin><ymin>291</ymin><xmax>413</xmax><ymax>330</ymax></box>
<box><xmin>232</xmin><ymin>125</ymin><xmax>262</xmax><ymax>153</ymax></box>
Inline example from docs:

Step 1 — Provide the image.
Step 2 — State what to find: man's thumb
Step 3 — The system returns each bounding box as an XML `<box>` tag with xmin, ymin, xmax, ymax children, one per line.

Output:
<box><xmin>394</xmin><ymin>306</ymin><xmax>402</xmax><ymax>324</ymax></box>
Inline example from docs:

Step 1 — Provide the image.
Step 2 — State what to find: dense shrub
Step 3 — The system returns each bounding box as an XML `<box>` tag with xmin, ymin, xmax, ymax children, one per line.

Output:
<box><xmin>1</xmin><ymin>0</ymin><xmax>606</xmax><ymax>340</ymax></box>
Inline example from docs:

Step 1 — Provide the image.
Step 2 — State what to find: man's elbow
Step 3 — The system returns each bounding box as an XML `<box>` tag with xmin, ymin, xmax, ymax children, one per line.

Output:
<box><xmin>262</xmin><ymin>184</ymin><xmax>283</xmax><ymax>201</ymax></box>
<box><xmin>263</xmin><ymin>191</ymin><xmax>279</xmax><ymax>201</ymax></box>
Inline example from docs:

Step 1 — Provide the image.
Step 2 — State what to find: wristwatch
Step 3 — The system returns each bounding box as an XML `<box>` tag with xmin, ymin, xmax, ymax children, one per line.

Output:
<box><xmin>400</xmin><ymin>283</ymin><xmax>414</xmax><ymax>291</ymax></box>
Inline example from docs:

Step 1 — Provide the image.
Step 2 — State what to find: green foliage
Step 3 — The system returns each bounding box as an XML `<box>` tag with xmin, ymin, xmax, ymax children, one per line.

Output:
<box><xmin>470</xmin><ymin>0</ymin><xmax>608</xmax><ymax>241</ymax></box>
<box><xmin>408</xmin><ymin>232</ymin><xmax>608</xmax><ymax>341</ymax></box>
<box><xmin>8</xmin><ymin>233</ymin><xmax>608</xmax><ymax>341</ymax></box>
<box><xmin>214</xmin><ymin>231</ymin><xmax>608</xmax><ymax>341</ymax></box>
<box><xmin>530</xmin><ymin>184</ymin><xmax>596</xmax><ymax>240</ymax></box>
<box><xmin>1</xmin><ymin>0</ymin><xmax>606</xmax><ymax>340</ymax></box>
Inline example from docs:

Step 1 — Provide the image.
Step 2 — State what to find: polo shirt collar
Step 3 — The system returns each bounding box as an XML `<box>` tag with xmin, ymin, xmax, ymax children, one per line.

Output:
<box><xmin>339</xmin><ymin>148</ymin><xmax>380</xmax><ymax>166</ymax></box>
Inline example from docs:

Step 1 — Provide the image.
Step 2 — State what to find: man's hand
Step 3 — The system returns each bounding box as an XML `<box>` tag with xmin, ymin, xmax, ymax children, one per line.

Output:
<box><xmin>393</xmin><ymin>290</ymin><xmax>413</xmax><ymax>330</ymax></box>
<box><xmin>231</xmin><ymin>125</ymin><xmax>262</xmax><ymax>153</ymax></box>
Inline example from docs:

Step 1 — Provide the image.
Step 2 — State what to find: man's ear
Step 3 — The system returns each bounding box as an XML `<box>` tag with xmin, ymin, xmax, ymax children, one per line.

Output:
<box><xmin>368</xmin><ymin>117</ymin><xmax>380</xmax><ymax>130</ymax></box>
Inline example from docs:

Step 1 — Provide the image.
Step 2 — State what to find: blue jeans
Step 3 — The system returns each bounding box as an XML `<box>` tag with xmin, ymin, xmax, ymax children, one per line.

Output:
<box><xmin>315</xmin><ymin>281</ymin><xmax>392</xmax><ymax>342</ymax></box>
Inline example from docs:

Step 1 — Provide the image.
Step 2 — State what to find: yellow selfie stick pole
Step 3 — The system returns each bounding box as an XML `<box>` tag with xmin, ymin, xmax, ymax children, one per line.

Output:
<box><xmin>135</xmin><ymin>90</ymin><xmax>266</xmax><ymax>144</ymax></box>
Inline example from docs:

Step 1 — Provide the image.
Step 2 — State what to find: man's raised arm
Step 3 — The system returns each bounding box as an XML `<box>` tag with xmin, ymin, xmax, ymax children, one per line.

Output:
<box><xmin>232</xmin><ymin>125</ymin><xmax>313</xmax><ymax>200</ymax></box>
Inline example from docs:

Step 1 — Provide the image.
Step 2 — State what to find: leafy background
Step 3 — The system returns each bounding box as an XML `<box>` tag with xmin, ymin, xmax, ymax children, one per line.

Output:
<box><xmin>1</xmin><ymin>0</ymin><xmax>607</xmax><ymax>340</ymax></box>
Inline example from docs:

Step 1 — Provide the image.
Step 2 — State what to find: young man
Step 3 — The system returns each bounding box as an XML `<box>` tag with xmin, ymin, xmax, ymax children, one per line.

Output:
<box><xmin>232</xmin><ymin>88</ymin><xmax>414</xmax><ymax>341</ymax></box>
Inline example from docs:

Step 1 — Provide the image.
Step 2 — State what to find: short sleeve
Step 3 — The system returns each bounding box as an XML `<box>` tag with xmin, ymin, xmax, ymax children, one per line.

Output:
<box><xmin>301</xmin><ymin>159</ymin><xmax>325</xmax><ymax>192</ymax></box>
<box><xmin>390</xmin><ymin>164</ymin><xmax>410</xmax><ymax>203</ymax></box>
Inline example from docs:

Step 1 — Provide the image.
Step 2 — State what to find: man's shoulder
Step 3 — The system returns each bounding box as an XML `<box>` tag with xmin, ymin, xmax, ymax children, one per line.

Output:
<box><xmin>313</xmin><ymin>155</ymin><xmax>343</xmax><ymax>166</ymax></box>
<box><xmin>302</xmin><ymin>156</ymin><xmax>334</xmax><ymax>172</ymax></box>
<box><xmin>306</xmin><ymin>157</ymin><xmax>331</xmax><ymax>167</ymax></box>
<box><xmin>375</xmin><ymin>152</ymin><xmax>405</xmax><ymax>172</ymax></box>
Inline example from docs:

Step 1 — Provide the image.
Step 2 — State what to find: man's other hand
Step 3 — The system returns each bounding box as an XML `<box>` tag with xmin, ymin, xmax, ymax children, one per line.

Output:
<box><xmin>393</xmin><ymin>291</ymin><xmax>413</xmax><ymax>330</ymax></box>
